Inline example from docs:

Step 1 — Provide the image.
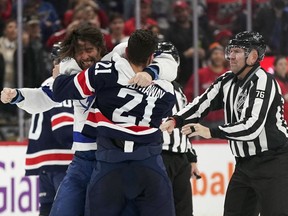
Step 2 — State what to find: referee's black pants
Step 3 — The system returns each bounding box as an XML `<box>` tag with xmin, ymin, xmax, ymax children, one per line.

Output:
<box><xmin>162</xmin><ymin>151</ymin><xmax>193</xmax><ymax>216</ymax></box>
<box><xmin>224</xmin><ymin>146</ymin><xmax>288</xmax><ymax>216</ymax></box>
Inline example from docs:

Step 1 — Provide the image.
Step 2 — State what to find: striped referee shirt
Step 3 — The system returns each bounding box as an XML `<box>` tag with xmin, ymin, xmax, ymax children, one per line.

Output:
<box><xmin>173</xmin><ymin>64</ymin><xmax>288</xmax><ymax>157</ymax></box>
<box><xmin>163</xmin><ymin>82</ymin><xmax>195</xmax><ymax>157</ymax></box>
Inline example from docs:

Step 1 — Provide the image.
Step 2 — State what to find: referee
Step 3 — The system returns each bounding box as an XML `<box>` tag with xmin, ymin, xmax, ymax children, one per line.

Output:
<box><xmin>162</xmin><ymin>81</ymin><xmax>199</xmax><ymax>216</ymax></box>
<box><xmin>161</xmin><ymin>31</ymin><xmax>288</xmax><ymax>216</ymax></box>
<box><xmin>156</xmin><ymin>42</ymin><xmax>200</xmax><ymax>216</ymax></box>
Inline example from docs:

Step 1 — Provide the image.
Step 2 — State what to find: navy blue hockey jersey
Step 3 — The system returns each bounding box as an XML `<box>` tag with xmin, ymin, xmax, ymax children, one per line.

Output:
<box><xmin>24</xmin><ymin>78</ymin><xmax>74</xmax><ymax>175</ymax></box>
<box><xmin>53</xmin><ymin>53</ymin><xmax>176</xmax><ymax>162</ymax></box>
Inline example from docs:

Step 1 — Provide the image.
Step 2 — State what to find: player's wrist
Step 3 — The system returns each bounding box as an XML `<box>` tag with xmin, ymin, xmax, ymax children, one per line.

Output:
<box><xmin>170</xmin><ymin>115</ymin><xmax>185</xmax><ymax>128</ymax></box>
<box><xmin>10</xmin><ymin>89</ymin><xmax>24</xmax><ymax>104</ymax></box>
<box><xmin>143</xmin><ymin>66</ymin><xmax>159</xmax><ymax>80</ymax></box>
<box><xmin>167</xmin><ymin>117</ymin><xmax>176</xmax><ymax>127</ymax></box>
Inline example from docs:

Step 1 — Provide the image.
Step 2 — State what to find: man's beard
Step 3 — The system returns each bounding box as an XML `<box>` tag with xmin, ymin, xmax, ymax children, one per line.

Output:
<box><xmin>78</xmin><ymin>57</ymin><xmax>97</xmax><ymax>70</ymax></box>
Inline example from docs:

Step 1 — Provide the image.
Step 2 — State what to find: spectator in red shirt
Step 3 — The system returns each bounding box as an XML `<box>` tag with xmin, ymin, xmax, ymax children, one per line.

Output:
<box><xmin>165</xmin><ymin>0</ymin><xmax>208</xmax><ymax>88</ymax></box>
<box><xmin>184</xmin><ymin>42</ymin><xmax>228</xmax><ymax>127</ymax></box>
<box><xmin>46</xmin><ymin>2</ymin><xmax>101</xmax><ymax>51</ymax></box>
<box><xmin>214</xmin><ymin>29</ymin><xmax>233</xmax><ymax>48</ymax></box>
<box><xmin>273</xmin><ymin>56</ymin><xmax>288</xmax><ymax>122</ymax></box>
<box><xmin>104</xmin><ymin>13</ymin><xmax>129</xmax><ymax>52</ymax></box>
<box><xmin>63</xmin><ymin>0</ymin><xmax>108</xmax><ymax>29</ymax></box>
<box><xmin>214</xmin><ymin>29</ymin><xmax>233</xmax><ymax>68</ymax></box>
<box><xmin>124</xmin><ymin>0</ymin><xmax>157</xmax><ymax>36</ymax></box>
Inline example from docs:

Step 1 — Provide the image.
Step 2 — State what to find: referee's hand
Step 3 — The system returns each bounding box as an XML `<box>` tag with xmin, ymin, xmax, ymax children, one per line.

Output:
<box><xmin>182</xmin><ymin>123</ymin><xmax>211</xmax><ymax>139</ymax></box>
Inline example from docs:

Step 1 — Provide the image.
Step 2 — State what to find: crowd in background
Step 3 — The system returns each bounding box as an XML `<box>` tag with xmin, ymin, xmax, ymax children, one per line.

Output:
<box><xmin>0</xmin><ymin>0</ymin><xmax>288</xmax><ymax>140</ymax></box>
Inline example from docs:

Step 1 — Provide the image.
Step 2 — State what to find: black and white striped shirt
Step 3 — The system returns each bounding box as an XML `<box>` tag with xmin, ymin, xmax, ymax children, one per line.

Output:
<box><xmin>174</xmin><ymin>64</ymin><xmax>288</xmax><ymax>157</ymax></box>
<box><xmin>162</xmin><ymin>82</ymin><xmax>195</xmax><ymax>156</ymax></box>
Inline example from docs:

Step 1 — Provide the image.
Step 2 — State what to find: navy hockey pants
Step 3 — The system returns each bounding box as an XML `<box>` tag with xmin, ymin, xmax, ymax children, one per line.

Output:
<box><xmin>49</xmin><ymin>151</ymin><xmax>96</xmax><ymax>216</ymax></box>
<box><xmin>85</xmin><ymin>154</ymin><xmax>175</xmax><ymax>216</ymax></box>
<box><xmin>39</xmin><ymin>171</ymin><xmax>66</xmax><ymax>216</ymax></box>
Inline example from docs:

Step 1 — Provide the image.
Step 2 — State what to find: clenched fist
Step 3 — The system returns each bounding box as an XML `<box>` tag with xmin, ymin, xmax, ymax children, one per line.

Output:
<box><xmin>1</xmin><ymin>88</ymin><xmax>17</xmax><ymax>104</ymax></box>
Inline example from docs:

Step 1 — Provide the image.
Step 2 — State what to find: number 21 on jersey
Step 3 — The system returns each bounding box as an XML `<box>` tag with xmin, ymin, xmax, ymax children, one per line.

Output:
<box><xmin>112</xmin><ymin>88</ymin><xmax>157</xmax><ymax>126</ymax></box>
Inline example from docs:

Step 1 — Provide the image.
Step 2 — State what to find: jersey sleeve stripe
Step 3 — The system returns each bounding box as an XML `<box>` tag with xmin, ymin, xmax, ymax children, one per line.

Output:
<box><xmin>75</xmin><ymin>70</ymin><xmax>94</xmax><ymax>97</ymax></box>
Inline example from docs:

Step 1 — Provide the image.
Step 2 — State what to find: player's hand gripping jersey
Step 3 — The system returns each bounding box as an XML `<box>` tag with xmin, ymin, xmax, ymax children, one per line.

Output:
<box><xmin>53</xmin><ymin>53</ymin><xmax>176</xmax><ymax>162</ymax></box>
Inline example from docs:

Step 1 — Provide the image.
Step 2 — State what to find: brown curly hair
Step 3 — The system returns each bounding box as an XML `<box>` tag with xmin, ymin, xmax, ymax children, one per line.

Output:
<box><xmin>59</xmin><ymin>22</ymin><xmax>106</xmax><ymax>60</ymax></box>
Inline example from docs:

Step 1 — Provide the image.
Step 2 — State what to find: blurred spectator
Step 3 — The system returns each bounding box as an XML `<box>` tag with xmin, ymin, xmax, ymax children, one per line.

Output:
<box><xmin>89</xmin><ymin>1</ymin><xmax>109</xmax><ymax>29</ymax></box>
<box><xmin>0</xmin><ymin>53</ymin><xmax>4</xmax><ymax>91</ymax></box>
<box><xmin>0</xmin><ymin>0</ymin><xmax>13</xmax><ymax>36</ymax></box>
<box><xmin>254</xmin><ymin>0</ymin><xmax>288</xmax><ymax>55</ymax></box>
<box><xmin>63</xmin><ymin>0</ymin><xmax>108</xmax><ymax>29</ymax></box>
<box><xmin>184</xmin><ymin>42</ymin><xmax>227</xmax><ymax>128</ymax></box>
<box><xmin>0</xmin><ymin>19</ymin><xmax>17</xmax><ymax>88</ymax></box>
<box><xmin>273</xmin><ymin>56</ymin><xmax>288</xmax><ymax>122</ymax></box>
<box><xmin>124</xmin><ymin>0</ymin><xmax>157</xmax><ymax>36</ymax></box>
<box><xmin>198</xmin><ymin>1</ymin><xmax>214</xmax><ymax>44</ymax></box>
<box><xmin>165</xmin><ymin>0</ymin><xmax>208</xmax><ymax>88</ymax></box>
<box><xmin>18</xmin><ymin>15</ymin><xmax>51</xmax><ymax>88</ymax></box>
<box><xmin>123</xmin><ymin>0</ymin><xmax>133</xmax><ymax>20</ymax></box>
<box><xmin>150</xmin><ymin>0</ymin><xmax>175</xmax><ymax>30</ymax></box>
<box><xmin>207</xmin><ymin>1</ymin><xmax>242</xmax><ymax>32</ymax></box>
<box><xmin>0</xmin><ymin>0</ymin><xmax>12</xmax><ymax>20</ymax></box>
<box><xmin>230</xmin><ymin>4</ymin><xmax>248</xmax><ymax>35</ymax></box>
<box><xmin>97</xmin><ymin>0</ymin><xmax>124</xmax><ymax>15</ymax></box>
<box><xmin>46</xmin><ymin>2</ymin><xmax>101</xmax><ymax>51</ymax></box>
<box><xmin>148</xmin><ymin>24</ymin><xmax>165</xmax><ymax>42</ymax></box>
<box><xmin>23</xmin><ymin>0</ymin><xmax>61</xmax><ymax>44</ymax></box>
<box><xmin>62</xmin><ymin>0</ymin><xmax>79</xmax><ymax>27</ymax></box>
<box><xmin>46</xmin><ymin>0</ymin><xmax>70</xmax><ymax>22</ymax></box>
<box><xmin>214</xmin><ymin>29</ymin><xmax>233</xmax><ymax>48</ymax></box>
<box><xmin>214</xmin><ymin>29</ymin><xmax>232</xmax><ymax>68</ymax></box>
<box><xmin>0</xmin><ymin>19</ymin><xmax>17</xmax><ymax>121</ymax></box>
<box><xmin>123</xmin><ymin>0</ymin><xmax>187</xmax><ymax>30</ymax></box>
<box><xmin>104</xmin><ymin>13</ymin><xmax>129</xmax><ymax>52</ymax></box>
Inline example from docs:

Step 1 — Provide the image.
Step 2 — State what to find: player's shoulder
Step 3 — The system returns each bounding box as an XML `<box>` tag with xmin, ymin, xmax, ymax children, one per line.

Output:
<box><xmin>109</xmin><ymin>53</ymin><xmax>135</xmax><ymax>81</ymax></box>
<box><xmin>252</xmin><ymin>67</ymin><xmax>275</xmax><ymax>84</ymax></box>
<box><xmin>41</xmin><ymin>76</ymin><xmax>54</xmax><ymax>87</ymax></box>
<box><xmin>93</xmin><ymin>59</ymin><xmax>116</xmax><ymax>74</ymax></box>
<box><xmin>153</xmin><ymin>80</ymin><xmax>174</xmax><ymax>94</ymax></box>
<box><xmin>256</xmin><ymin>67</ymin><xmax>271</xmax><ymax>78</ymax></box>
<box><xmin>216</xmin><ymin>71</ymin><xmax>234</xmax><ymax>82</ymax></box>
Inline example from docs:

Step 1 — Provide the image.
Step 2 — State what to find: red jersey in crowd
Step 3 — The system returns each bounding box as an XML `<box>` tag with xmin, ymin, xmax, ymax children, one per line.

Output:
<box><xmin>184</xmin><ymin>66</ymin><xmax>227</xmax><ymax>123</ymax></box>
<box><xmin>124</xmin><ymin>17</ymin><xmax>157</xmax><ymax>36</ymax></box>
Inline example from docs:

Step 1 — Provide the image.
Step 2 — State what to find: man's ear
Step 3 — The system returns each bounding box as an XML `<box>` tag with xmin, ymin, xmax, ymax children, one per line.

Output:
<box><xmin>248</xmin><ymin>49</ymin><xmax>258</xmax><ymax>65</ymax></box>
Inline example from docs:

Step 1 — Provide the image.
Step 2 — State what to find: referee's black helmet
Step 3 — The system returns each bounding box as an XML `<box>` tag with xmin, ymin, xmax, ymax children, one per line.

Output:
<box><xmin>225</xmin><ymin>31</ymin><xmax>266</xmax><ymax>61</ymax></box>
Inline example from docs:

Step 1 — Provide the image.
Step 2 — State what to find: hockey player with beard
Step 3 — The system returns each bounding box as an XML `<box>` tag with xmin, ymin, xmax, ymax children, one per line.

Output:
<box><xmin>52</xmin><ymin>29</ymin><xmax>177</xmax><ymax>216</ymax></box>
<box><xmin>1</xmin><ymin>26</ymin><xmax>179</xmax><ymax>215</ymax></box>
